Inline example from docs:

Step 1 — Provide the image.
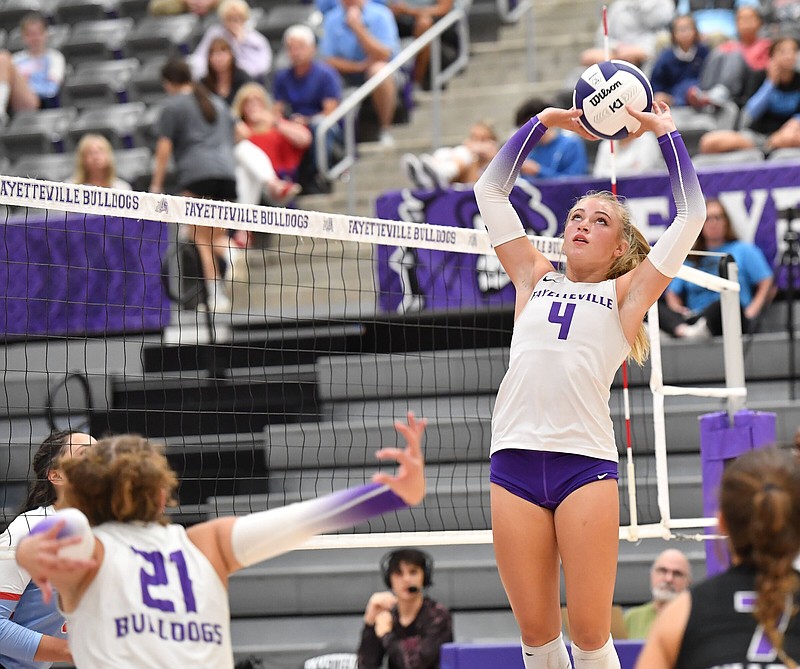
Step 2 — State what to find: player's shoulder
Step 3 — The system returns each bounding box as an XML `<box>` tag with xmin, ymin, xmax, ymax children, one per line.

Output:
<box><xmin>1</xmin><ymin>507</ymin><xmax>51</xmax><ymax>546</ymax></box>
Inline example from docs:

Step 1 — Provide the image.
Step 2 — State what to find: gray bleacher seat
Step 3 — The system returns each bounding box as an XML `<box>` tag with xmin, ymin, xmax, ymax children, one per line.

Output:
<box><xmin>61</xmin><ymin>58</ymin><xmax>140</xmax><ymax>108</ymax></box>
<box><xmin>0</xmin><ymin>0</ymin><xmax>59</xmax><ymax>26</ymax></box>
<box><xmin>11</xmin><ymin>152</ymin><xmax>76</xmax><ymax>181</ymax></box>
<box><xmin>69</xmin><ymin>101</ymin><xmax>147</xmax><ymax>149</ymax></box>
<box><xmin>124</xmin><ymin>14</ymin><xmax>199</xmax><ymax>60</ymax></box>
<box><xmin>691</xmin><ymin>148</ymin><xmax>766</xmax><ymax>168</ymax></box>
<box><xmin>114</xmin><ymin>146</ymin><xmax>153</xmax><ymax>188</ymax></box>
<box><xmin>0</xmin><ymin>28</ymin><xmax>6</xmax><ymax>49</ymax></box>
<box><xmin>116</xmin><ymin>0</ymin><xmax>148</xmax><ymax>19</ymax></box>
<box><xmin>0</xmin><ymin>107</ymin><xmax>79</xmax><ymax>159</ymax></box>
<box><xmin>52</xmin><ymin>0</ymin><xmax>120</xmax><ymax>24</ymax></box>
<box><xmin>60</xmin><ymin>17</ymin><xmax>133</xmax><ymax>63</ymax></box>
<box><xmin>256</xmin><ymin>4</ymin><xmax>318</xmax><ymax>44</ymax></box>
<box><xmin>129</xmin><ymin>57</ymin><xmax>167</xmax><ymax>105</ymax></box>
<box><xmin>767</xmin><ymin>147</ymin><xmax>800</xmax><ymax>163</ymax></box>
<box><xmin>5</xmin><ymin>22</ymin><xmax>70</xmax><ymax>53</ymax></box>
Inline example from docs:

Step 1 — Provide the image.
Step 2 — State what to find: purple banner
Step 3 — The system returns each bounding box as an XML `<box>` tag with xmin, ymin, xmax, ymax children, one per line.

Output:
<box><xmin>0</xmin><ymin>213</ymin><xmax>170</xmax><ymax>339</ymax></box>
<box><xmin>375</xmin><ymin>163</ymin><xmax>800</xmax><ymax>312</ymax></box>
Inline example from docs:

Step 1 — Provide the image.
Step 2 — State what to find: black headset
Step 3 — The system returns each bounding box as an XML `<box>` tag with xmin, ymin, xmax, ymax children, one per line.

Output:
<box><xmin>380</xmin><ymin>548</ymin><xmax>434</xmax><ymax>589</ymax></box>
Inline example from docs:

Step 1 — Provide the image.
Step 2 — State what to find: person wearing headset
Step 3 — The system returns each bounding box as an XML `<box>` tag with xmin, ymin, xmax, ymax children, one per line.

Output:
<box><xmin>357</xmin><ymin>549</ymin><xmax>453</xmax><ymax>669</ymax></box>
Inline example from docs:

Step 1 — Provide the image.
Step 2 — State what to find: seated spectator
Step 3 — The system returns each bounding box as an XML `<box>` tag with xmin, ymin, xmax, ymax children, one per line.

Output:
<box><xmin>400</xmin><ymin>119</ymin><xmax>497</xmax><ymax>189</ymax></box>
<box><xmin>70</xmin><ymin>134</ymin><xmax>133</xmax><ymax>190</ymax></box>
<box><xmin>514</xmin><ymin>97</ymin><xmax>588</xmax><ymax>181</ymax></box>
<box><xmin>651</xmin><ymin>15</ymin><xmax>710</xmax><ymax>107</ymax></box>
<box><xmin>232</xmin><ymin>82</ymin><xmax>308</xmax><ymax>205</ymax></box>
<box><xmin>149</xmin><ymin>0</ymin><xmax>218</xmax><ymax>16</ymax></box>
<box><xmin>273</xmin><ymin>24</ymin><xmax>343</xmax><ymax>193</ymax></box>
<box><xmin>676</xmin><ymin>0</ymin><xmax>760</xmax><ymax>43</ymax></box>
<box><xmin>357</xmin><ymin>549</ymin><xmax>453</xmax><ymax>669</ymax></box>
<box><xmin>10</xmin><ymin>12</ymin><xmax>65</xmax><ymax>110</ymax></box>
<box><xmin>319</xmin><ymin>0</ymin><xmax>401</xmax><ymax>147</ymax></box>
<box><xmin>201</xmin><ymin>37</ymin><xmax>252</xmax><ymax>106</ymax></box>
<box><xmin>580</xmin><ymin>0</ymin><xmax>675</xmax><ymax>68</ymax></box>
<box><xmin>623</xmin><ymin>549</ymin><xmax>692</xmax><ymax>639</ymax></box>
<box><xmin>386</xmin><ymin>0</ymin><xmax>455</xmax><ymax>88</ymax></box>
<box><xmin>699</xmin><ymin>36</ymin><xmax>800</xmax><ymax>154</ymax></box>
<box><xmin>592</xmin><ymin>132</ymin><xmax>664</xmax><ymax>178</ymax></box>
<box><xmin>685</xmin><ymin>5</ymin><xmax>770</xmax><ymax>110</ymax></box>
<box><xmin>188</xmin><ymin>0</ymin><xmax>272</xmax><ymax>82</ymax></box>
<box><xmin>318</xmin><ymin>0</ymin><xmax>388</xmax><ymax>13</ymax></box>
<box><xmin>659</xmin><ymin>197</ymin><xmax>774</xmax><ymax>339</ymax></box>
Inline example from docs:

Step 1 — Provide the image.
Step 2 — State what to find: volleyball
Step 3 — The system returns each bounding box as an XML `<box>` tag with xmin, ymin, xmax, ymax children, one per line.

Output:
<box><xmin>29</xmin><ymin>508</ymin><xmax>95</xmax><ymax>560</ymax></box>
<box><xmin>573</xmin><ymin>59</ymin><xmax>653</xmax><ymax>140</ymax></box>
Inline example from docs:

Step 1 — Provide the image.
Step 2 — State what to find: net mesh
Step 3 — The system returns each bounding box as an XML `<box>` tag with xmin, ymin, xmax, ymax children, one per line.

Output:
<box><xmin>1</xmin><ymin>176</ymin><xmax>712</xmax><ymax>546</ymax></box>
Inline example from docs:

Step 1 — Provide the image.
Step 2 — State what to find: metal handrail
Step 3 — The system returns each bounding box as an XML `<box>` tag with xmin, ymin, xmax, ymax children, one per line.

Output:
<box><xmin>314</xmin><ymin>7</ymin><xmax>469</xmax><ymax>187</ymax></box>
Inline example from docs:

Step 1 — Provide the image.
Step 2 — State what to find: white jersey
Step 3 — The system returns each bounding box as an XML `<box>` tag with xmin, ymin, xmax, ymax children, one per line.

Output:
<box><xmin>491</xmin><ymin>272</ymin><xmax>630</xmax><ymax>462</ymax></box>
<box><xmin>64</xmin><ymin>522</ymin><xmax>232</xmax><ymax>669</ymax></box>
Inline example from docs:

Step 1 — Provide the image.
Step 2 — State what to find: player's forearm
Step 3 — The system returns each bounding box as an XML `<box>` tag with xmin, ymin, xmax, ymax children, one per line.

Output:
<box><xmin>33</xmin><ymin>634</ymin><xmax>72</xmax><ymax>662</ymax></box>
<box><xmin>647</xmin><ymin>132</ymin><xmax>706</xmax><ymax>278</ymax></box>
<box><xmin>229</xmin><ymin>483</ymin><xmax>407</xmax><ymax>568</ymax></box>
<box><xmin>0</xmin><ymin>617</ymin><xmax>45</xmax><ymax>663</ymax></box>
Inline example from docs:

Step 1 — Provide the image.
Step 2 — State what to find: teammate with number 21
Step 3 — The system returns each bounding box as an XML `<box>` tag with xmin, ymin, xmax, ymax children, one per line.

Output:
<box><xmin>14</xmin><ymin>413</ymin><xmax>427</xmax><ymax>669</ymax></box>
<box><xmin>474</xmin><ymin>101</ymin><xmax>705</xmax><ymax>669</ymax></box>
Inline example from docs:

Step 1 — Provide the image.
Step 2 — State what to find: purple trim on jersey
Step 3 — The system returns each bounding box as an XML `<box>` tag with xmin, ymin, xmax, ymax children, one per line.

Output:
<box><xmin>313</xmin><ymin>483</ymin><xmax>407</xmax><ymax>533</ymax></box>
<box><xmin>481</xmin><ymin>116</ymin><xmax>548</xmax><ymax>193</ymax></box>
<box><xmin>489</xmin><ymin>449</ymin><xmax>618</xmax><ymax>510</ymax></box>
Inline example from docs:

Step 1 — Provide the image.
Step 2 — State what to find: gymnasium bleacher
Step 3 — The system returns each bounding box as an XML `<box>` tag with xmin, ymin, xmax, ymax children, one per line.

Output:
<box><xmin>3</xmin><ymin>0</ymin><xmax>800</xmax><ymax>667</ymax></box>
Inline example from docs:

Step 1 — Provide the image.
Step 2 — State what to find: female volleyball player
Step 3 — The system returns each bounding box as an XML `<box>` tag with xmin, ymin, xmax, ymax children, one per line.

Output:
<box><xmin>636</xmin><ymin>445</ymin><xmax>800</xmax><ymax>667</ymax></box>
<box><xmin>473</xmin><ymin>102</ymin><xmax>706</xmax><ymax>669</ymax></box>
<box><xmin>15</xmin><ymin>413</ymin><xmax>427</xmax><ymax>669</ymax></box>
<box><xmin>0</xmin><ymin>431</ymin><xmax>95</xmax><ymax>669</ymax></box>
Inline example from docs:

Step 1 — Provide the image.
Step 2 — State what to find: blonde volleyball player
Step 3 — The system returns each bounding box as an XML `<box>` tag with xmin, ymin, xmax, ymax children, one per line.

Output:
<box><xmin>474</xmin><ymin>102</ymin><xmax>706</xmax><ymax>669</ymax></box>
<box><xmin>14</xmin><ymin>413</ymin><xmax>426</xmax><ymax>669</ymax></box>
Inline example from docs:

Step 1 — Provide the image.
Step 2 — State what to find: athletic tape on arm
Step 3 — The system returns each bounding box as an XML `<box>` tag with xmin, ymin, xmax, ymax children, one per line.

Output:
<box><xmin>474</xmin><ymin>117</ymin><xmax>547</xmax><ymax>248</ymax></box>
<box><xmin>647</xmin><ymin>131</ymin><xmax>707</xmax><ymax>278</ymax></box>
<box><xmin>230</xmin><ymin>483</ymin><xmax>406</xmax><ymax>567</ymax></box>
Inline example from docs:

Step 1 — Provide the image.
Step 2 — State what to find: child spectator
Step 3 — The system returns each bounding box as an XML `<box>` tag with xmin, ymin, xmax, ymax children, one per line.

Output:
<box><xmin>11</xmin><ymin>12</ymin><xmax>65</xmax><ymax>109</ymax></box>
<box><xmin>400</xmin><ymin>119</ymin><xmax>498</xmax><ymax>189</ymax></box>
<box><xmin>651</xmin><ymin>15</ymin><xmax>710</xmax><ymax>107</ymax></box>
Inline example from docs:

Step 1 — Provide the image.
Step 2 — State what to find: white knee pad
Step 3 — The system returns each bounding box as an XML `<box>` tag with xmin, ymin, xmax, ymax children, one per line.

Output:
<box><xmin>521</xmin><ymin>634</ymin><xmax>572</xmax><ymax>669</ymax></box>
<box><xmin>571</xmin><ymin>635</ymin><xmax>620</xmax><ymax>669</ymax></box>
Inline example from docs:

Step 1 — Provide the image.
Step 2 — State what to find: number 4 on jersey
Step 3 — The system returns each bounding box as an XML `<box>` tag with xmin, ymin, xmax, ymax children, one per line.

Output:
<box><xmin>548</xmin><ymin>301</ymin><xmax>576</xmax><ymax>340</ymax></box>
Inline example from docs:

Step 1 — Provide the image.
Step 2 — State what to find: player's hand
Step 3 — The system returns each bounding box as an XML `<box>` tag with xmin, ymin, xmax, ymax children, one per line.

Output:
<box><xmin>16</xmin><ymin>522</ymin><xmax>95</xmax><ymax>603</ymax></box>
<box><xmin>372</xmin><ymin>411</ymin><xmax>426</xmax><ymax>505</ymax></box>
<box><xmin>537</xmin><ymin>107</ymin><xmax>598</xmax><ymax>141</ymax></box>
<box><xmin>626</xmin><ymin>101</ymin><xmax>676</xmax><ymax>138</ymax></box>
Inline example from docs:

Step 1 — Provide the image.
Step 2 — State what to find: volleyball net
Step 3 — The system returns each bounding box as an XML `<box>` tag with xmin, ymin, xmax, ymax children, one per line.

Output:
<box><xmin>0</xmin><ymin>176</ymin><xmax>744</xmax><ymax>550</ymax></box>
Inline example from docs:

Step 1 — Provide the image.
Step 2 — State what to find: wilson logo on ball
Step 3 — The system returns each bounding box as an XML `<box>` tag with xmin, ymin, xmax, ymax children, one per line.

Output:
<box><xmin>573</xmin><ymin>59</ymin><xmax>653</xmax><ymax>141</ymax></box>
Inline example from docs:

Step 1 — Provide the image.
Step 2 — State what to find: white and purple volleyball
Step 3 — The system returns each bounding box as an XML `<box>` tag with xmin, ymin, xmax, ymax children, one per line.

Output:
<box><xmin>30</xmin><ymin>508</ymin><xmax>95</xmax><ymax>560</ymax></box>
<box><xmin>573</xmin><ymin>60</ymin><xmax>653</xmax><ymax>140</ymax></box>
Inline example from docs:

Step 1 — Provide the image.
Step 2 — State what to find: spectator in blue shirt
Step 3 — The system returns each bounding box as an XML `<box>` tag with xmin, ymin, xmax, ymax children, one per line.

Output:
<box><xmin>0</xmin><ymin>431</ymin><xmax>95</xmax><ymax>669</ymax></box>
<box><xmin>660</xmin><ymin>197</ymin><xmax>774</xmax><ymax>338</ymax></box>
<box><xmin>651</xmin><ymin>15</ymin><xmax>710</xmax><ymax>107</ymax></box>
<box><xmin>274</xmin><ymin>24</ymin><xmax>343</xmax><ymax>190</ymax></box>
<box><xmin>319</xmin><ymin>0</ymin><xmax>401</xmax><ymax>147</ymax></box>
<box><xmin>513</xmin><ymin>97</ymin><xmax>589</xmax><ymax>182</ymax></box>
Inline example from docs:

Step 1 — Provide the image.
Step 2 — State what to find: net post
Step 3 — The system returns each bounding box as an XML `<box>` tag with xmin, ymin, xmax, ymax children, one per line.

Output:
<box><xmin>719</xmin><ymin>262</ymin><xmax>746</xmax><ymax>417</ymax></box>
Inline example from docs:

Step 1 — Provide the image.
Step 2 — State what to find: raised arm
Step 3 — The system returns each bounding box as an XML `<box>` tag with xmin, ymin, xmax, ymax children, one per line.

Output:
<box><xmin>190</xmin><ymin>413</ymin><xmax>427</xmax><ymax>582</ymax></box>
<box><xmin>474</xmin><ymin>108</ymin><xmax>589</xmax><ymax>306</ymax></box>
<box><xmin>618</xmin><ymin>102</ymin><xmax>706</xmax><ymax>326</ymax></box>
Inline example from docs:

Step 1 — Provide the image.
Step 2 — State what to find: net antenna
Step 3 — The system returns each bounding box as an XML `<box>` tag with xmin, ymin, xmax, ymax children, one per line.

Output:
<box><xmin>600</xmin><ymin>4</ymin><xmax>640</xmax><ymax>539</ymax></box>
<box><xmin>0</xmin><ymin>178</ymin><xmax>746</xmax><ymax>552</ymax></box>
